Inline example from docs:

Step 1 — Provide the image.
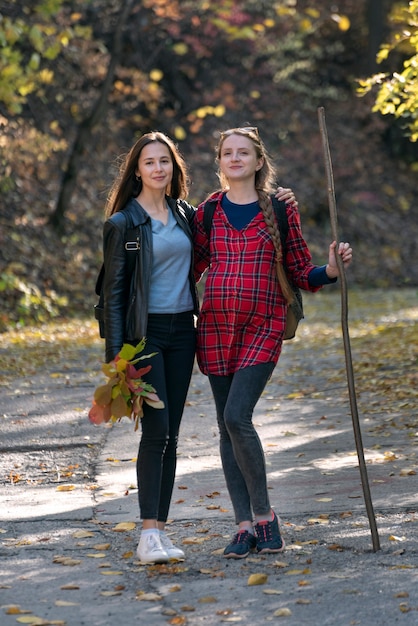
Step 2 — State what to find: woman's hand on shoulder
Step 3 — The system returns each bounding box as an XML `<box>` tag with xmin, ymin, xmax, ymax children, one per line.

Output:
<box><xmin>326</xmin><ymin>241</ymin><xmax>353</xmax><ymax>278</ymax></box>
<box><xmin>274</xmin><ymin>186</ymin><xmax>298</xmax><ymax>207</ymax></box>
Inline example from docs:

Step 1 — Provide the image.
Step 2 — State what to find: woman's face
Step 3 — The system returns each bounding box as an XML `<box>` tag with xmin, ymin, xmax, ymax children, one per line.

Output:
<box><xmin>136</xmin><ymin>141</ymin><xmax>173</xmax><ymax>192</ymax></box>
<box><xmin>218</xmin><ymin>134</ymin><xmax>263</xmax><ymax>183</ymax></box>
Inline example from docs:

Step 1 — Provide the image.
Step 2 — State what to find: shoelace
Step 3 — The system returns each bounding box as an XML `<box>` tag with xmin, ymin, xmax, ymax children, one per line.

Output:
<box><xmin>160</xmin><ymin>534</ymin><xmax>173</xmax><ymax>549</ymax></box>
<box><xmin>255</xmin><ymin>520</ymin><xmax>273</xmax><ymax>542</ymax></box>
<box><xmin>232</xmin><ymin>531</ymin><xmax>252</xmax><ymax>544</ymax></box>
<box><xmin>146</xmin><ymin>534</ymin><xmax>164</xmax><ymax>553</ymax></box>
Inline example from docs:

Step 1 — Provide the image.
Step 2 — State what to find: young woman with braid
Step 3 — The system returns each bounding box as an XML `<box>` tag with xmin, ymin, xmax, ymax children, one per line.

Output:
<box><xmin>99</xmin><ymin>130</ymin><xmax>295</xmax><ymax>564</ymax></box>
<box><xmin>193</xmin><ymin>127</ymin><xmax>353</xmax><ymax>558</ymax></box>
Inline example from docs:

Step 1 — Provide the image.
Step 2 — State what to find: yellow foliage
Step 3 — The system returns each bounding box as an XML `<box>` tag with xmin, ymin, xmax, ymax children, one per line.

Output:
<box><xmin>172</xmin><ymin>42</ymin><xmax>188</xmax><ymax>55</ymax></box>
<box><xmin>358</xmin><ymin>0</ymin><xmax>418</xmax><ymax>141</ymax></box>
<box><xmin>150</xmin><ymin>68</ymin><xmax>163</xmax><ymax>81</ymax></box>
<box><xmin>174</xmin><ymin>126</ymin><xmax>187</xmax><ymax>140</ymax></box>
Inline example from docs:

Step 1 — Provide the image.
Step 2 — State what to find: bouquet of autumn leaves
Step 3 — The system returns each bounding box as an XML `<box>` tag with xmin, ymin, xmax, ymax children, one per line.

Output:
<box><xmin>88</xmin><ymin>338</ymin><xmax>164</xmax><ymax>431</ymax></box>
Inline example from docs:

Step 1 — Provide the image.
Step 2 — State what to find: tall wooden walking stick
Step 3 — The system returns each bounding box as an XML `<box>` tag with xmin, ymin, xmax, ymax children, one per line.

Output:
<box><xmin>317</xmin><ymin>107</ymin><xmax>380</xmax><ymax>552</ymax></box>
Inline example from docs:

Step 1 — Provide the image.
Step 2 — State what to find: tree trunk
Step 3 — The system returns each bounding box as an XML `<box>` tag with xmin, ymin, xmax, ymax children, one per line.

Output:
<box><xmin>49</xmin><ymin>0</ymin><xmax>135</xmax><ymax>233</ymax></box>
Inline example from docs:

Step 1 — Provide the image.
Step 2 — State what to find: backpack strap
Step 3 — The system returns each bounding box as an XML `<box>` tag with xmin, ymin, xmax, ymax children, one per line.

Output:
<box><xmin>270</xmin><ymin>196</ymin><xmax>288</xmax><ymax>260</ymax></box>
<box><xmin>202</xmin><ymin>198</ymin><xmax>217</xmax><ymax>238</ymax></box>
<box><xmin>95</xmin><ymin>211</ymin><xmax>141</xmax><ymax>296</ymax></box>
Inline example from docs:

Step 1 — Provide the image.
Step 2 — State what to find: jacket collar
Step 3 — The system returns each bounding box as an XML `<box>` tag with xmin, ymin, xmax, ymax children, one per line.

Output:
<box><xmin>124</xmin><ymin>197</ymin><xmax>151</xmax><ymax>227</ymax></box>
<box><xmin>125</xmin><ymin>196</ymin><xmax>185</xmax><ymax>226</ymax></box>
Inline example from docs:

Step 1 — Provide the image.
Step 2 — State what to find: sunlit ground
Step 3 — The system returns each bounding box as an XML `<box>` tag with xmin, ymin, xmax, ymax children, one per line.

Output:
<box><xmin>0</xmin><ymin>289</ymin><xmax>417</xmax><ymax>418</ymax></box>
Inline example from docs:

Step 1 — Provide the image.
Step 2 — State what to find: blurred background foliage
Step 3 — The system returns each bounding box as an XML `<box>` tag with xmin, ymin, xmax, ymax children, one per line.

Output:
<box><xmin>0</xmin><ymin>0</ymin><xmax>417</xmax><ymax>331</ymax></box>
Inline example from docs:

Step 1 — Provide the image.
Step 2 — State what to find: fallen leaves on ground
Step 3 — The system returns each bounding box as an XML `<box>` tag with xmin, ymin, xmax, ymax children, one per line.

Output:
<box><xmin>52</xmin><ymin>556</ymin><xmax>82</xmax><ymax>566</ymax></box>
<box><xmin>112</xmin><ymin>522</ymin><xmax>136</xmax><ymax>532</ymax></box>
<box><xmin>247</xmin><ymin>573</ymin><xmax>268</xmax><ymax>586</ymax></box>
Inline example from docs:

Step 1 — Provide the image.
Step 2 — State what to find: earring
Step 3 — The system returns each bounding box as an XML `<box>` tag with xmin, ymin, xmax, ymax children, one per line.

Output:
<box><xmin>135</xmin><ymin>175</ymin><xmax>141</xmax><ymax>181</ymax></box>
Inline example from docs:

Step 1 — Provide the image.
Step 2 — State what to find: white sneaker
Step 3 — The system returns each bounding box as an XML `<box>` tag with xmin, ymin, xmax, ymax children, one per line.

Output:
<box><xmin>136</xmin><ymin>532</ymin><xmax>169</xmax><ymax>563</ymax></box>
<box><xmin>159</xmin><ymin>532</ymin><xmax>185</xmax><ymax>560</ymax></box>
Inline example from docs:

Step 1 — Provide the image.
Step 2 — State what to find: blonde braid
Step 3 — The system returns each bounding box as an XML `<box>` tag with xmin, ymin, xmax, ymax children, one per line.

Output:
<box><xmin>258</xmin><ymin>191</ymin><xmax>294</xmax><ymax>305</ymax></box>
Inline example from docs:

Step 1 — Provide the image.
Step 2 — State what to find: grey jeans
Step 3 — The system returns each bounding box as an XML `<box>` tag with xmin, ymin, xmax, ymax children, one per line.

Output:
<box><xmin>208</xmin><ymin>362</ymin><xmax>276</xmax><ymax>523</ymax></box>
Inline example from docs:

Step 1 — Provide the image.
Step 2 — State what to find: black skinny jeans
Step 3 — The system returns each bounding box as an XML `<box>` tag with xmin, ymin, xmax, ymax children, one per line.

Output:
<box><xmin>208</xmin><ymin>362</ymin><xmax>276</xmax><ymax>524</ymax></box>
<box><xmin>136</xmin><ymin>311</ymin><xmax>196</xmax><ymax>522</ymax></box>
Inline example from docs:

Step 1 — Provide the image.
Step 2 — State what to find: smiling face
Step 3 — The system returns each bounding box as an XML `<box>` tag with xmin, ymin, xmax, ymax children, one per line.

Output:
<box><xmin>135</xmin><ymin>141</ymin><xmax>174</xmax><ymax>192</ymax></box>
<box><xmin>218</xmin><ymin>133</ymin><xmax>264</xmax><ymax>185</ymax></box>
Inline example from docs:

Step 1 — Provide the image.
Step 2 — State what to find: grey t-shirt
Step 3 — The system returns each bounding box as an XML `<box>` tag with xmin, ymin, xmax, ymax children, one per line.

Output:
<box><xmin>148</xmin><ymin>208</ymin><xmax>193</xmax><ymax>313</ymax></box>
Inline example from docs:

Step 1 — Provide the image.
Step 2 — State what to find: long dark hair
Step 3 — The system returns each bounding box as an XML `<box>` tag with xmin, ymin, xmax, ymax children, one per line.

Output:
<box><xmin>105</xmin><ymin>132</ymin><xmax>189</xmax><ymax>217</ymax></box>
<box><xmin>216</xmin><ymin>127</ymin><xmax>294</xmax><ymax>303</ymax></box>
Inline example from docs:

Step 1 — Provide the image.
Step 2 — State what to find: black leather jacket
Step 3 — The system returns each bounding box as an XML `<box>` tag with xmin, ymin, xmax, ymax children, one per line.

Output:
<box><xmin>103</xmin><ymin>196</ymin><xmax>198</xmax><ymax>362</ymax></box>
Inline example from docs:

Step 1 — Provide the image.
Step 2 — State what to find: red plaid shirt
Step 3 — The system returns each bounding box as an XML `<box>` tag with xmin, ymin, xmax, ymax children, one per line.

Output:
<box><xmin>194</xmin><ymin>192</ymin><xmax>322</xmax><ymax>376</ymax></box>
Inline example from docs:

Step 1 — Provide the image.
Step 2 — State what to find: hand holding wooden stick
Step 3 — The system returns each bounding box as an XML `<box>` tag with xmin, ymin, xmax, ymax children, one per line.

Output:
<box><xmin>317</xmin><ymin>106</ymin><xmax>380</xmax><ymax>553</ymax></box>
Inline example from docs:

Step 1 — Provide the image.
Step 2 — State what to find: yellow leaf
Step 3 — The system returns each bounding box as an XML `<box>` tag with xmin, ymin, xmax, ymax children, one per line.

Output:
<box><xmin>122</xmin><ymin>551</ymin><xmax>134</xmax><ymax>559</ymax></box>
<box><xmin>172</xmin><ymin>43</ymin><xmax>188</xmax><ymax>55</ymax></box>
<box><xmin>111</xmin><ymin>393</ymin><xmax>130</xmax><ymax>419</ymax></box>
<box><xmin>174</xmin><ymin>126</ymin><xmax>186</xmax><ymax>141</ymax></box>
<box><xmin>94</xmin><ymin>383</ymin><xmax>112</xmax><ymax>406</ymax></box>
<box><xmin>263</xmin><ymin>589</ymin><xmax>283</xmax><ymax>595</ymax></box>
<box><xmin>16</xmin><ymin>618</ymin><xmax>45</xmax><ymax>625</ymax></box>
<box><xmin>273</xmin><ymin>561</ymin><xmax>289</xmax><ymax>568</ymax></box>
<box><xmin>100</xmin><ymin>570</ymin><xmax>123</xmax><ymax>575</ymax></box>
<box><xmin>136</xmin><ymin>592</ymin><xmax>163</xmax><ymax>601</ymax></box>
<box><xmin>273</xmin><ymin>607</ymin><xmax>292</xmax><ymax>616</ymax></box>
<box><xmin>112</xmin><ymin>521</ymin><xmax>136</xmax><ymax>532</ymax></box>
<box><xmin>247</xmin><ymin>573</ymin><xmax>268</xmax><ymax>586</ymax></box>
<box><xmin>6</xmin><ymin>607</ymin><xmax>29</xmax><ymax>615</ymax></box>
<box><xmin>100</xmin><ymin>591</ymin><xmax>123</xmax><ymax>596</ymax></box>
<box><xmin>72</xmin><ymin>530</ymin><xmax>94</xmax><ymax>538</ymax></box>
<box><xmin>87</xmin><ymin>552</ymin><xmax>107</xmax><ymax>558</ymax></box>
<box><xmin>56</xmin><ymin>485</ymin><xmax>75</xmax><ymax>492</ymax></box>
<box><xmin>60</xmin><ymin>584</ymin><xmax>80</xmax><ymax>590</ymax></box>
<box><xmin>149</xmin><ymin>69</ymin><xmax>163</xmax><ymax>82</ymax></box>
<box><xmin>338</xmin><ymin>15</ymin><xmax>351</xmax><ymax>32</ymax></box>
<box><xmin>92</xmin><ymin>543</ymin><xmax>110</xmax><ymax>550</ymax></box>
<box><xmin>198</xmin><ymin>596</ymin><xmax>217</xmax><ymax>603</ymax></box>
<box><xmin>400</xmin><ymin>468</ymin><xmax>416</xmax><ymax>476</ymax></box>
<box><xmin>55</xmin><ymin>600</ymin><xmax>79</xmax><ymax>606</ymax></box>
